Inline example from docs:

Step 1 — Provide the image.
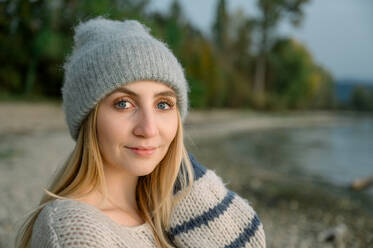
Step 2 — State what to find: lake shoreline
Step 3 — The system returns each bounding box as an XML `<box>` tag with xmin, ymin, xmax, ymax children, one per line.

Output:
<box><xmin>187</xmin><ymin>133</ymin><xmax>373</xmax><ymax>247</ymax></box>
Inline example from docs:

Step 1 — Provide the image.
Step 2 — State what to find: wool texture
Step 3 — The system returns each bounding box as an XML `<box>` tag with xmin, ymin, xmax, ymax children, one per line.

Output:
<box><xmin>30</xmin><ymin>154</ymin><xmax>266</xmax><ymax>247</ymax></box>
<box><xmin>62</xmin><ymin>17</ymin><xmax>189</xmax><ymax>140</ymax></box>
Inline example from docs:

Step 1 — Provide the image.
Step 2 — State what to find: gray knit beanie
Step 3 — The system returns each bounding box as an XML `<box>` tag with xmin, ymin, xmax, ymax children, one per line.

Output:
<box><xmin>62</xmin><ymin>16</ymin><xmax>189</xmax><ymax>140</ymax></box>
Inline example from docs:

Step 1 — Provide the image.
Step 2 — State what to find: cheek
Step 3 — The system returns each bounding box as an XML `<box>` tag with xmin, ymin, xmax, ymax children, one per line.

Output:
<box><xmin>96</xmin><ymin>110</ymin><xmax>123</xmax><ymax>152</ymax></box>
<box><xmin>164</xmin><ymin>113</ymin><xmax>178</xmax><ymax>143</ymax></box>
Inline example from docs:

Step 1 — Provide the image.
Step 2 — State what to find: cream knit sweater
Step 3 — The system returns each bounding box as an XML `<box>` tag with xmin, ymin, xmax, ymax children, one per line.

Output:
<box><xmin>30</xmin><ymin>154</ymin><xmax>266</xmax><ymax>247</ymax></box>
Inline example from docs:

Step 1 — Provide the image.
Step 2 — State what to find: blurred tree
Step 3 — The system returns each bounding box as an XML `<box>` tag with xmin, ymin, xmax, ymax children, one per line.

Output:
<box><xmin>165</xmin><ymin>0</ymin><xmax>186</xmax><ymax>54</ymax></box>
<box><xmin>0</xmin><ymin>1</ymin><xmax>22</xmax><ymax>94</ymax></box>
<box><xmin>229</xmin><ymin>8</ymin><xmax>255</xmax><ymax>81</ymax></box>
<box><xmin>351</xmin><ymin>86</ymin><xmax>373</xmax><ymax>111</ymax></box>
<box><xmin>191</xmin><ymin>39</ymin><xmax>226</xmax><ymax>107</ymax></box>
<box><xmin>72</xmin><ymin>0</ymin><xmax>150</xmax><ymax>20</ymax></box>
<box><xmin>310</xmin><ymin>65</ymin><xmax>335</xmax><ymax>109</ymax></box>
<box><xmin>225</xmin><ymin>9</ymin><xmax>255</xmax><ymax>107</ymax></box>
<box><xmin>0</xmin><ymin>0</ymin><xmax>150</xmax><ymax>97</ymax></box>
<box><xmin>211</xmin><ymin>4</ymin><xmax>256</xmax><ymax>108</ymax></box>
<box><xmin>212</xmin><ymin>0</ymin><xmax>229</xmax><ymax>53</ymax></box>
<box><xmin>253</xmin><ymin>0</ymin><xmax>310</xmax><ymax>101</ymax></box>
<box><xmin>268</xmin><ymin>38</ymin><xmax>334</xmax><ymax>109</ymax></box>
<box><xmin>0</xmin><ymin>0</ymin><xmax>47</xmax><ymax>95</ymax></box>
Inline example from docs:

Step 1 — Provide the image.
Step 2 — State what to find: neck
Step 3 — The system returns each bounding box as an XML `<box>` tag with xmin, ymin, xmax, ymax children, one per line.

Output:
<box><xmin>102</xmin><ymin>164</ymin><xmax>139</xmax><ymax>211</ymax></box>
<box><xmin>71</xmin><ymin>162</ymin><xmax>141</xmax><ymax>218</ymax></box>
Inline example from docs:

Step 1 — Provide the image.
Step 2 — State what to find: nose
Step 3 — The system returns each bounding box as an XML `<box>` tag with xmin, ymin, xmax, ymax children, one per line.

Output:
<box><xmin>133</xmin><ymin>108</ymin><xmax>159</xmax><ymax>138</ymax></box>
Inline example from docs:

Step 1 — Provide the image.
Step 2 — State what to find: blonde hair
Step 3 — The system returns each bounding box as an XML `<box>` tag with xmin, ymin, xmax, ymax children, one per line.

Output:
<box><xmin>15</xmin><ymin>103</ymin><xmax>194</xmax><ymax>248</ymax></box>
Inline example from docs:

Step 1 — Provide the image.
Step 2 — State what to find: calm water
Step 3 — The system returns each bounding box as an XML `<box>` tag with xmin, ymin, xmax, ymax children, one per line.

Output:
<box><xmin>228</xmin><ymin>115</ymin><xmax>373</xmax><ymax>189</ymax></box>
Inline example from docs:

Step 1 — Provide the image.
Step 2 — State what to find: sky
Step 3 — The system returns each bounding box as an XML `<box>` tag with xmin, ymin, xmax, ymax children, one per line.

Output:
<box><xmin>148</xmin><ymin>0</ymin><xmax>373</xmax><ymax>82</ymax></box>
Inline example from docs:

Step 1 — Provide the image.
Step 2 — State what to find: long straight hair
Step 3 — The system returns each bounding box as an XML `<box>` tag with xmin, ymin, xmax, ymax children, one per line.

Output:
<box><xmin>15</xmin><ymin>103</ymin><xmax>194</xmax><ymax>248</ymax></box>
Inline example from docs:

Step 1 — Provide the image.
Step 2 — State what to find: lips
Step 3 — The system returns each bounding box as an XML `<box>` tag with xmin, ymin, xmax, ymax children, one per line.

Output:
<box><xmin>125</xmin><ymin>146</ymin><xmax>157</xmax><ymax>156</ymax></box>
<box><xmin>126</xmin><ymin>146</ymin><xmax>157</xmax><ymax>150</ymax></box>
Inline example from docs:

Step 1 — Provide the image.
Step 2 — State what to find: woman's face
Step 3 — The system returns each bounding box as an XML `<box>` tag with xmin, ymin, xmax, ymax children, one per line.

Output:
<box><xmin>96</xmin><ymin>80</ymin><xmax>178</xmax><ymax>176</ymax></box>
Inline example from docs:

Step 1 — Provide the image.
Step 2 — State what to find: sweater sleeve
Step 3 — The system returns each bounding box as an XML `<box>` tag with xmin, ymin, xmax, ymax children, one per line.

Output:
<box><xmin>168</xmin><ymin>153</ymin><xmax>266</xmax><ymax>248</ymax></box>
<box><xmin>30</xmin><ymin>203</ymin><xmax>118</xmax><ymax>247</ymax></box>
<box><xmin>30</xmin><ymin>204</ymin><xmax>61</xmax><ymax>248</ymax></box>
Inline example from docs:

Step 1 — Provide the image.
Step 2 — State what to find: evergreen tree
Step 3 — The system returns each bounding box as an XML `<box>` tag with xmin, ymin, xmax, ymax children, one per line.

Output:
<box><xmin>254</xmin><ymin>0</ymin><xmax>310</xmax><ymax>99</ymax></box>
<box><xmin>212</xmin><ymin>0</ymin><xmax>229</xmax><ymax>53</ymax></box>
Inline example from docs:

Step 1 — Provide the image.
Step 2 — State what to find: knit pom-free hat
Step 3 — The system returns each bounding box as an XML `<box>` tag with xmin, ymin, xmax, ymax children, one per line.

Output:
<box><xmin>62</xmin><ymin>16</ymin><xmax>189</xmax><ymax>140</ymax></box>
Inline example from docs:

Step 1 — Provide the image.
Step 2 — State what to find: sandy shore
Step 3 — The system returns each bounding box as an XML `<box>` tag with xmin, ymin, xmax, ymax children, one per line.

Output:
<box><xmin>0</xmin><ymin>102</ymin><xmax>371</xmax><ymax>247</ymax></box>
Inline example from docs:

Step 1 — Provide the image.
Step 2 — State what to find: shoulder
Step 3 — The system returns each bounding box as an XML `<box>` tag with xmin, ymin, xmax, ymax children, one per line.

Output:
<box><xmin>169</xmin><ymin>153</ymin><xmax>266</xmax><ymax>247</ymax></box>
<box><xmin>177</xmin><ymin>153</ymin><xmax>240</xmax><ymax>210</ymax></box>
<box><xmin>31</xmin><ymin>199</ymin><xmax>121</xmax><ymax>247</ymax></box>
<box><xmin>186</xmin><ymin>153</ymin><xmax>261</xmax><ymax>222</ymax></box>
<box><xmin>187</xmin><ymin>152</ymin><xmax>228</xmax><ymax>196</ymax></box>
<box><xmin>30</xmin><ymin>200</ymin><xmax>60</xmax><ymax>247</ymax></box>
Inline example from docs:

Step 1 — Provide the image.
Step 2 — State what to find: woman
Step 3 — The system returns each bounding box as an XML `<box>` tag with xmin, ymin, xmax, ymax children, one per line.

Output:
<box><xmin>16</xmin><ymin>17</ymin><xmax>266</xmax><ymax>247</ymax></box>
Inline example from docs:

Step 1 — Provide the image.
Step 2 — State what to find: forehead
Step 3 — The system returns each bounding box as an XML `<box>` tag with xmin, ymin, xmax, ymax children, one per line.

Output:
<box><xmin>123</xmin><ymin>80</ymin><xmax>173</xmax><ymax>91</ymax></box>
<box><xmin>108</xmin><ymin>80</ymin><xmax>176</xmax><ymax>98</ymax></box>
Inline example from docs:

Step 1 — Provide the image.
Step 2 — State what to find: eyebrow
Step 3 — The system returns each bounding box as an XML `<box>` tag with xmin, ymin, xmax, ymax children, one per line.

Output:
<box><xmin>110</xmin><ymin>87</ymin><xmax>177</xmax><ymax>99</ymax></box>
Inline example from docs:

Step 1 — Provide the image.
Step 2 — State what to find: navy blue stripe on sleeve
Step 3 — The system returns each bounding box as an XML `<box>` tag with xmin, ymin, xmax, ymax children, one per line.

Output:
<box><xmin>168</xmin><ymin>190</ymin><xmax>235</xmax><ymax>241</ymax></box>
<box><xmin>173</xmin><ymin>152</ymin><xmax>207</xmax><ymax>194</ymax></box>
<box><xmin>188</xmin><ymin>152</ymin><xmax>207</xmax><ymax>181</ymax></box>
<box><xmin>224</xmin><ymin>215</ymin><xmax>262</xmax><ymax>248</ymax></box>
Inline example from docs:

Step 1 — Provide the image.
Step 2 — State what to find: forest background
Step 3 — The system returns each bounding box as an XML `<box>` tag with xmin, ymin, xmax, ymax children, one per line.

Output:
<box><xmin>2</xmin><ymin>0</ymin><xmax>373</xmax><ymax>111</ymax></box>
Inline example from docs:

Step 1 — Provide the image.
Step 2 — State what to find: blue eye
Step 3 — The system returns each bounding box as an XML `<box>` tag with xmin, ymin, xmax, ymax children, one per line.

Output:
<box><xmin>115</xmin><ymin>100</ymin><xmax>131</xmax><ymax>109</ymax></box>
<box><xmin>158</xmin><ymin>102</ymin><xmax>171</xmax><ymax>110</ymax></box>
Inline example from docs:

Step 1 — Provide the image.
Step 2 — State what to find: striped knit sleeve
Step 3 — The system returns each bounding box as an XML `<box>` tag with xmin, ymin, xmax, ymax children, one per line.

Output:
<box><xmin>168</xmin><ymin>153</ymin><xmax>266</xmax><ymax>248</ymax></box>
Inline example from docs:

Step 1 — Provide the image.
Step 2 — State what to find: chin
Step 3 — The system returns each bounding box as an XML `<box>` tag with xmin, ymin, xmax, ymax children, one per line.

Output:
<box><xmin>131</xmin><ymin>167</ymin><xmax>157</xmax><ymax>177</ymax></box>
<box><xmin>127</xmin><ymin>160</ymin><xmax>160</xmax><ymax>177</ymax></box>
